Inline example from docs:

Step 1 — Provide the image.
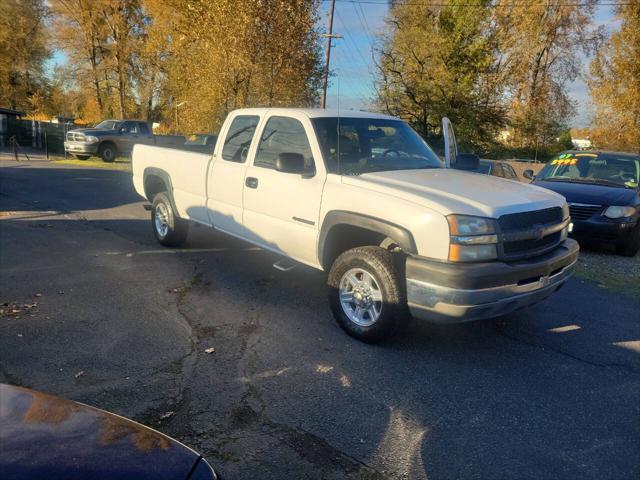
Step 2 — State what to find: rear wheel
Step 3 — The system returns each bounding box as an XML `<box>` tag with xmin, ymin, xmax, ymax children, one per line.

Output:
<box><xmin>98</xmin><ymin>143</ymin><xmax>117</xmax><ymax>162</ymax></box>
<box><xmin>616</xmin><ymin>225</ymin><xmax>640</xmax><ymax>257</ymax></box>
<box><xmin>151</xmin><ymin>192</ymin><xmax>188</xmax><ymax>247</ymax></box>
<box><xmin>328</xmin><ymin>246</ymin><xmax>409</xmax><ymax>343</ymax></box>
<box><xmin>75</xmin><ymin>154</ymin><xmax>90</xmax><ymax>160</ymax></box>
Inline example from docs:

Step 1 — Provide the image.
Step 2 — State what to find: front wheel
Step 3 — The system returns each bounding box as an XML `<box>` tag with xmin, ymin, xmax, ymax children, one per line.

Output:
<box><xmin>151</xmin><ymin>192</ymin><xmax>189</xmax><ymax>247</ymax></box>
<box><xmin>98</xmin><ymin>143</ymin><xmax>117</xmax><ymax>162</ymax></box>
<box><xmin>328</xmin><ymin>246</ymin><xmax>409</xmax><ymax>343</ymax></box>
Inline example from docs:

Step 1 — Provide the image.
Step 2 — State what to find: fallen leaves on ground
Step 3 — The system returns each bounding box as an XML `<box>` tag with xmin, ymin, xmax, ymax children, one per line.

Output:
<box><xmin>1</xmin><ymin>301</ymin><xmax>38</xmax><ymax>318</ymax></box>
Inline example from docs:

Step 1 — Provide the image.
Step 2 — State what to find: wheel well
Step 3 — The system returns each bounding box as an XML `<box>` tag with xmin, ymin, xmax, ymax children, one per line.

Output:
<box><xmin>321</xmin><ymin>224</ymin><xmax>390</xmax><ymax>270</ymax></box>
<box><xmin>144</xmin><ymin>174</ymin><xmax>168</xmax><ymax>202</ymax></box>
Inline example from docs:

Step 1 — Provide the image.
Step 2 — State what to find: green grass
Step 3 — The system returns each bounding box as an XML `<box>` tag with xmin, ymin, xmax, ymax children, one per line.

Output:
<box><xmin>51</xmin><ymin>156</ymin><xmax>131</xmax><ymax>171</ymax></box>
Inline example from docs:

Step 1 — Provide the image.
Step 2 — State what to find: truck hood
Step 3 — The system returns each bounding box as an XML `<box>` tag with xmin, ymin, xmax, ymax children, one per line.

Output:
<box><xmin>342</xmin><ymin>169</ymin><xmax>565</xmax><ymax>218</ymax></box>
<box><xmin>68</xmin><ymin>128</ymin><xmax>114</xmax><ymax>136</ymax></box>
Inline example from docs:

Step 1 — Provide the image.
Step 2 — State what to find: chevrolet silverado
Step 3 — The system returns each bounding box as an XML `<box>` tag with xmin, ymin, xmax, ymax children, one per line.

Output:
<box><xmin>132</xmin><ymin>108</ymin><xmax>578</xmax><ymax>342</ymax></box>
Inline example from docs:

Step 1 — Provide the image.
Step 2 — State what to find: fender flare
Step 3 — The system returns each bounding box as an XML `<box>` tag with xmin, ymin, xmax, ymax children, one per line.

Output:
<box><xmin>318</xmin><ymin>210</ymin><xmax>417</xmax><ymax>266</ymax></box>
<box><xmin>143</xmin><ymin>167</ymin><xmax>178</xmax><ymax>213</ymax></box>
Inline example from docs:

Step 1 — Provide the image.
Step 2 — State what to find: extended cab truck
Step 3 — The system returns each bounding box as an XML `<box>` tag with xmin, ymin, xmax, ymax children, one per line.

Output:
<box><xmin>65</xmin><ymin>120</ymin><xmax>185</xmax><ymax>162</ymax></box>
<box><xmin>132</xmin><ymin>108</ymin><xmax>579</xmax><ymax>342</ymax></box>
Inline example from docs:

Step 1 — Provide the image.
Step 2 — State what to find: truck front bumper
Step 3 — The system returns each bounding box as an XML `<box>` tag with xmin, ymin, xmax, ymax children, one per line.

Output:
<box><xmin>64</xmin><ymin>142</ymin><xmax>99</xmax><ymax>155</ymax></box>
<box><xmin>406</xmin><ymin>239</ymin><xmax>579</xmax><ymax>323</ymax></box>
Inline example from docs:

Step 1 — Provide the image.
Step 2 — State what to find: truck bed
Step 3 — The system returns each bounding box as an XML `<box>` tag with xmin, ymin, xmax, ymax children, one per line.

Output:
<box><xmin>132</xmin><ymin>144</ymin><xmax>211</xmax><ymax>222</ymax></box>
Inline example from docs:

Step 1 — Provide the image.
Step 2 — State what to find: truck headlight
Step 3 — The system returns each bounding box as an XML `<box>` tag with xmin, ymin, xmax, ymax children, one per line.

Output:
<box><xmin>84</xmin><ymin>135</ymin><xmax>99</xmax><ymax>143</ymax></box>
<box><xmin>447</xmin><ymin>215</ymin><xmax>498</xmax><ymax>262</ymax></box>
<box><xmin>603</xmin><ymin>206</ymin><xmax>635</xmax><ymax>219</ymax></box>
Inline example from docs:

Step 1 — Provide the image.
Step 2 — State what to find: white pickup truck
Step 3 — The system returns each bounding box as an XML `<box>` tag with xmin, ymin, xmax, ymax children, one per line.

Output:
<box><xmin>132</xmin><ymin>108</ymin><xmax>578</xmax><ymax>342</ymax></box>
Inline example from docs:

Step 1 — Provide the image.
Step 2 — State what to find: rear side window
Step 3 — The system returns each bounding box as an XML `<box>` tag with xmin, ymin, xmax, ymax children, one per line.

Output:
<box><xmin>504</xmin><ymin>164</ymin><xmax>517</xmax><ymax>179</ymax></box>
<box><xmin>121</xmin><ymin>122</ymin><xmax>138</xmax><ymax>134</ymax></box>
<box><xmin>139</xmin><ymin>123</ymin><xmax>150</xmax><ymax>135</ymax></box>
<box><xmin>492</xmin><ymin>163</ymin><xmax>505</xmax><ymax>178</ymax></box>
<box><xmin>221</xmin><ymin>116</ymin><xmax>260</xmax><ymax>163</ymax></box>
<box><xmin>254</xmin><ymin>117</ymin><xmax>314</xmax><ymax>172</ymax></box>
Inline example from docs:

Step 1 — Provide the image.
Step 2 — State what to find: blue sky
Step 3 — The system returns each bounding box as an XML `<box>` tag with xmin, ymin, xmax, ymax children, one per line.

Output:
<box><xmin>319</xmin><ymin>0</ymin><xmax>619</xmax><ymax>128</ymax></box>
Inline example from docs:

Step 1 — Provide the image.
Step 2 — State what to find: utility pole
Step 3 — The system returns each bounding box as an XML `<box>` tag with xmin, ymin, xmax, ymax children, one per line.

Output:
<box><xmin>321</xmin><ymin>0</ymin><xmax>341</xmax><ymax>109</ymax></box>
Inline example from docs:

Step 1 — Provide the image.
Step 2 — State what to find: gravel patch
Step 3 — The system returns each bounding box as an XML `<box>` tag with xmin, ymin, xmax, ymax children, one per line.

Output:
<box><xmin>574</xmin><ymin>245</ymin><xmax>640</xmax><ymax>298</ymax></box>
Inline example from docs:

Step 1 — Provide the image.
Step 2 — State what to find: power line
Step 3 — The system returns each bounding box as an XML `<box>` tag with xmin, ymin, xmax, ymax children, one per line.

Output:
<box><xmin>335</xmin><ymin>8</ymin><xmax>372</xmax><ymax>71</ymax></box>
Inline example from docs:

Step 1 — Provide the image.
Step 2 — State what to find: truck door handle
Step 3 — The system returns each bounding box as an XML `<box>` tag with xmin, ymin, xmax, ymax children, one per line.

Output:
<box><xmin>245</xmin><ymin>177</ymin><xmax>259</xmax><ymax>189</ymax></box>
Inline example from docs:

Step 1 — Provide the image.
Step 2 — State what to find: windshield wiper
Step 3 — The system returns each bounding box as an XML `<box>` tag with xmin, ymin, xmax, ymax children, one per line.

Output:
<box><xmin>541</xmin><ymin>177</ymin><xmax>628</xmax><ymax>188</ymax></box>
<box><xmin>573</xmin><ymin>178</ymin><xmax>627</xmax><ymax>188</ymax></box>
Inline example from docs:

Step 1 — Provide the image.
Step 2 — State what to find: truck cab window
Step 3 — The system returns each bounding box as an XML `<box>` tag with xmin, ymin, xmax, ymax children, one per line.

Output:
<box><xmin>121</xmin><ymin>122</ymin><xmax>138</xmax><ymax>134</ymax></box>
<box><xmin>221</xmin><ymin>116</ymin><xmax>259</xmax><ymax>163</ymax></box>
<box><xmin>254</xmin><ymin>117</ymin><xmax>314</xmax><ymax>172</ymax></box>
<box><xmin>139</xmin><ymin>123</ymin><xmax>150</xmax><ymax>135</ymax></box>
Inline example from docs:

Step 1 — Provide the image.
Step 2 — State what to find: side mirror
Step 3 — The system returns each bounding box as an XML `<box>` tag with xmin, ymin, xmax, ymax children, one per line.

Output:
<box><xmin>452</xmin><ymin>153</ymin><xmax>480</xmax><ymax>171</ymax></box>
<box><xmin>276</xmin><ymin>152</ymin><xmax>306</xmax><ymax>174</ymax></box>
<box><xmin>523</xmin><ymin>169</ymin><xmax>535</xmax><ymax>180</ymax></box>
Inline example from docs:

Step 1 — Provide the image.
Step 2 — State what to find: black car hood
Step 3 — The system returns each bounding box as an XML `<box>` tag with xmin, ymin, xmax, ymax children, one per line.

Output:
<box><xmin>68</xmin><ymin>128</ymin><xmax>114</xmax><ymax>136</ymax></box>
<box><xmin>534</xmin><ymin>180</ymin><xmax>638</xmax><ymax>206</ymax></box>
<box><xmin>0</xmin><ymin>384</ymin><xmax>215</xmax><ymax>480</ymax></box>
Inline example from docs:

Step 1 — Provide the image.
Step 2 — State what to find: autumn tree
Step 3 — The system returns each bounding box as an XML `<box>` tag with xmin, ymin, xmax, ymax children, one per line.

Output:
<box><xmin>0</xmin><ymin>0</ymin><xmax>50</xmax><ymax>113</ymax></box>
<box><xmin>375</xmin><ymin>0</ymin><xmax>506</xmax><ymax>152</ymax></box>
<box><xmin>51</xmin><ymin>0</ymin><xmax>148</xmax><ymax>120</ymax></box>
<box><xmin>588</xmin><ymin>1</ymin><xmax>640</xmax><ymax>152</ymax></box>
<box><xmin>494</xmin><ymin>0</ymin><xmax>600</xmax><ymax>153</ymax></box>
<box><xmin>144</xmin><ymin>0</ymin><xmax>323</xmax><ymax>134</ymax></box>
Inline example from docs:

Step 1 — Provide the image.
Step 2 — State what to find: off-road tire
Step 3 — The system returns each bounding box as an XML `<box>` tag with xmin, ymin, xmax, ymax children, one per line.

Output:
<box><xmin>616</xmin><ymin>225</ymin><xmax>640</xmax><ymax>257</ymax></box>
<box><xmin>151</xmin><ymin>192</ymin><xmax>189</xmax><ymax>247</ymax></box>
<box><xmin>75</xmin><ymin>154</ymin><xmax>90</xmax><ymax>160</ymax></box>
<box><xmin>98</xmin><ymin>142</ymin><xmax>117</xmax><ymax>163</ymax></box>
<box><xmin>328</xmin><ymin>246</ymin><xmax>409</xmax><ymax>343</ymax></box>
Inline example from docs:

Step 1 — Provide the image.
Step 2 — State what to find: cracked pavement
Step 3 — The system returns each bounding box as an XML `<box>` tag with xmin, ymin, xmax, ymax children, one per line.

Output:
<box><xmin>1</xmin><ymin>160</ymin><xmax>639</xmax><ymax>479</ymax></box>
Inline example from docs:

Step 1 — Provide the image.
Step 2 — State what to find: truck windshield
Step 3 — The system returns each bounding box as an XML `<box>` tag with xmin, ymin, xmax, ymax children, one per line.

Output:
<box><xmin>312</xmin><ymin>117</ymin><xmax>442</xmax><ymax>175</ymax></box>
<box><xmin>537</xmin><ymin>153</ymin><xmax>639</xmax><ymax>188</ymax></box>
<box><xmin>95</xmin><ymin>120</ymin><xmax>122</xmax><ymax>130</ymax></box>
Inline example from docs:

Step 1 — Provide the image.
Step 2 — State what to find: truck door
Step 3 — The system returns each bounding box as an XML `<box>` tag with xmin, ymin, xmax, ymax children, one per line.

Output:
<box><xmin>242</xmin><ymin>114</ymin><xmax>325</xmax><ymax>266</ymax></box>
<box><xmin>442</xmin><ymin>117</ymin><xmax>458</xmax><ymax>168</ymax></box>
<box><xmin>118</xmin><ymin>121</ymin><xmax>137</xmax><ymax>154</ymax></box>
<box><xmin>206</xmin><ymin>114</ymin><xmax>260</xmax><ymax>234</ymax></box>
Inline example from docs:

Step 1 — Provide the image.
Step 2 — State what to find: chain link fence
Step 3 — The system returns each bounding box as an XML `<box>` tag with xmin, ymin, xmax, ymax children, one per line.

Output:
<box><xmin>0</xmin><ymin>117</ymin><xmax>72</xmax><ymax>158</ymax></box>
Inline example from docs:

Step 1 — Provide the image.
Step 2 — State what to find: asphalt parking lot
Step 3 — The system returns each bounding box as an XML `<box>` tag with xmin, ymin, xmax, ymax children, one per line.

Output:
<box><xmin>1</xmin><ymin>160</ymin><xmax>639</xmax><ymax>480</ymax></box>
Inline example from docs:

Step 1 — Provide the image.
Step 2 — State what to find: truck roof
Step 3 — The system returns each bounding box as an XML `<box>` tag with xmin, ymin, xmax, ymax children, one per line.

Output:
<box><xmin>228</xmin><ymin>107</ymin><xmax>398</xmax><ymax>120</ymax></box>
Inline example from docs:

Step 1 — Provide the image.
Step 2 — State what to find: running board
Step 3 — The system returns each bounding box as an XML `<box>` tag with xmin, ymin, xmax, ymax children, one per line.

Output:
<box><xmin>273</xmin><ymin>258</ymin><xmax>297</xmax><ymax>272</ymax></box>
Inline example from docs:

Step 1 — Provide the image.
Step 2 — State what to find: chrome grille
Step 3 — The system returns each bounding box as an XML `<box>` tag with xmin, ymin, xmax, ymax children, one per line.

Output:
<box><xmin>66</xmin><ymin>132</ymin><xmax>85</xmax><ymax>142</ymax></box>
<box><xmin>568</xmin><ymin>203</ymin><xmax>602</xmax><ymax>221</ymax></box>
<box><xmin>498</xmin><ymin>207</ymin><xmax>565</xmax><ymax>260</ymax></box>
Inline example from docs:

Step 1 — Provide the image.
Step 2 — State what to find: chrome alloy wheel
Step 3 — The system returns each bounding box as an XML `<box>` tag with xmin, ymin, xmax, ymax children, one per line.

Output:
<box><xmin>339</xmin><ymin>268</ymin><xmax>383</xmax><ymax>327</ymax></box>
<box><xmin>154</xmin><ymin>202</ymin><xmax>170</xmax><ymax>238</ymax></box>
